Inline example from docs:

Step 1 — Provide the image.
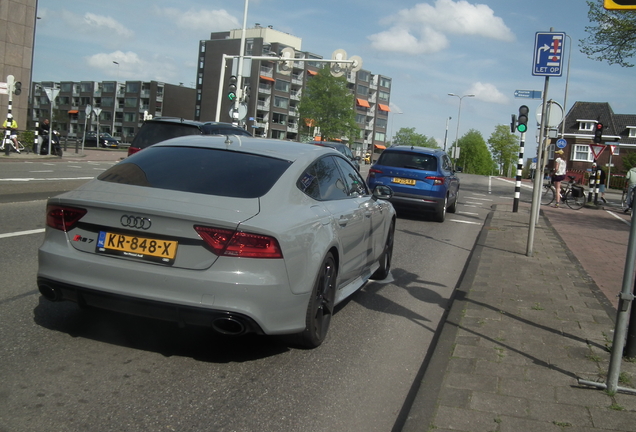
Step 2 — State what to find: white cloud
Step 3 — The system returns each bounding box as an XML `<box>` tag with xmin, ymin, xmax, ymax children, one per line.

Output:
<box><xmin>86</xmin><ymin>51</ymin><xmax>179</xmax><ymax>82</ymax></box>
<box><xmin>60</xmin><ymin>11</ymin><xmax>134</xmax><ymax>39</ymax></box>
<box><xmin>466</xmin><ymin>82</ymin><xmax>508</xmax><ymax>104</ymax></box>
<box><xmin>369</xmin><ymin>0</ymin><xmax>514</xmax><ymax>54</ymax></box>
<box><xmin>156</xmin><ymin>7</ymin><xmax>241</xmax><ymax>33</ymax></box>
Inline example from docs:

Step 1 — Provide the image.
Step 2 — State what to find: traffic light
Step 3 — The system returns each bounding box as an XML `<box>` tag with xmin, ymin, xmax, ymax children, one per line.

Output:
<box><xmin>594</xmin><ymin>122</ymin><xmax>604</xmax><ymax>143</ymax></box>
<box><xmin>227</xmin><ymin>75</ymin><xmax>237</xmax><ymax>101</ymax></box>
<box><xmin>13</xmin><ymin>82</ymin><xmax>21</xmax><ymax>95</ymax></box>
<box><xmin>517</xmin><ymin>105</ymin><xmax>529</xmax><ymax>133</ymax></box>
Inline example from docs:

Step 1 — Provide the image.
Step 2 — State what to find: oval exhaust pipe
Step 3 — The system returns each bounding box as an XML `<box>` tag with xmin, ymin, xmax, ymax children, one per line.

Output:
<box><xmin>38</xmin><ymin>284</ymin><xmax>62</xmax><ymax>302</ymax></box>
<box><xmin>212</xmin><ymin>317</ymin><xmax>246</xmax><ymax>335</ymax></box>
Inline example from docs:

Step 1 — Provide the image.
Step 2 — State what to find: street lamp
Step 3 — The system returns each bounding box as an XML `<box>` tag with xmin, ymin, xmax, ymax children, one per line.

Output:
<box><xmin>113</xmin><ymin>61</ymin><xmax>120</xmax><ymax>80</ymax></box>
<box><xmin>448</xmin><ymin>93</ymin><xmax>474</xmax><ymax>163</ymax></box>
<box><xmin>443</xmin><ymin>116</ymin><xmax>451</xmax><ymax>151</ymax></box>
<box><xmin>389</xmin><ymin>111</ymin><xmax>403</xmax><ymax>146</ymax></box>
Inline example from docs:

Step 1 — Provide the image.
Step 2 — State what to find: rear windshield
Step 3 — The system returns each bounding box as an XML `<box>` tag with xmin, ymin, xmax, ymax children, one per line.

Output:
<box><xmin>131</xmin><ymin>122</ymin><xmax>202</xmax><ymax>149</ymax></box>
<box><xmin>377</xmin><ymin>151</ymin><xmax>438</xmax><ymax>171</ymax></box>
<box><xmin>97</xmin><ymin>146</ymin><xmax>292</xmax><ymax>198</ymax></box>
<box><xmin>201</xmin><ymin>124</ymin><xmax>251</xmax><ymax>136</ymax></box>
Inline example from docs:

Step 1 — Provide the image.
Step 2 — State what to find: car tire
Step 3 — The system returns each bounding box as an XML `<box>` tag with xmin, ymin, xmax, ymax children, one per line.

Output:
<box><xmin>371</xmin><ymin>220</ymin><xmax>395</xmax><ymax>280</ymax></box>
<box><xmin>447</xmin><ymin>190</ymin><xmax>458</xmax><ymax>213</ymax></box>
<box><xmin>299</xmin><ymin>252</ymin><xmax>337</xmax><ymax>348</ymax></box>
<box><xmin>435</xmin><ymin>196</ymin><xmax>447</xmax><ymax>222</ymax></box>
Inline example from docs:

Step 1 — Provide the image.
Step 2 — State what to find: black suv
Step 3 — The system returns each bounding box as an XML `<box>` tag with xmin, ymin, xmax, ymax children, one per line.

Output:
<box><xmin>309</xmin><ymin>141</ymin><xmax>361</xmax><ymax>171</ymax></box>
<box><xmin>84</xmin><ymin>132</ymin><xmax>120</xmax><ymax>149</ymax></box>
<box><xmin>127</xmin><ymin>117</ymin><xmax>251</xmax><ymax>156</ymax></box>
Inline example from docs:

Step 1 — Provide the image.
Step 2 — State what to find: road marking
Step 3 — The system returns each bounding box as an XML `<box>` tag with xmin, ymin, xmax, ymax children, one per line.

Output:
<box><xmin>0</xmin><ymin>177</ymin><xmax>94</xmax><ymax>182</ymax></box>
<box><xmin>0</xmin><ymin>228</ymin><xmax>45</xmax><ymax>239</ymax></box>
<box><xmin>450</xmin><ymin>219</ymin><xmax>481</xmax><ymax>225</ymax></box>
<box><xmin>29</xmin><ymin>170</ymin><xmax>54</xmax><ymax>173</ymax></box>
<box><xmin>458</xmin><ymin>211</ymin><xmax>479</xmax><ymax>216</ymax></box>
<box><xmin>466</xmin><ymin>197</ymin><xmax>493</xmax><ymax>201</ymax></box>
<box><xmin>606</xmin><ymin>210</ymin><xmax>631</xmax><ymax>226</ymax></box>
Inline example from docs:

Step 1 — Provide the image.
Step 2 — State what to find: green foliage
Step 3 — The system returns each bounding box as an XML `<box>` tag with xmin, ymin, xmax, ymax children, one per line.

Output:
<box><xmin>623</xmin><ymin>152</ymin><xmax>636</xmax><ymax>172</ymax></box>
<box><xmin>298</xmin><ymin>66</ymin><xmax>359</xmax><ymax>142</ymax></box>
<box><xmin>455</xmin><ymin>129</ymin><xmax>494</xmax><ymax>175</ymax></box>
<box><xmin>488</xmin><ymin>124</ymin><xmax>519</xmax><ymax>177</ymax></box>
<box><xmin>392</xmin><ymin>127</ymin><xmax>439</xmax><ymax>148</ymax></box>
<box><xmin>19</xmin><ymin>129</ymin><xmax>35</xmax><ymax>146</ymax></box>
<box><xmin>580</xmin><ymin>0</ymin><xmax>636</xmax><ymax>67</ymax></box>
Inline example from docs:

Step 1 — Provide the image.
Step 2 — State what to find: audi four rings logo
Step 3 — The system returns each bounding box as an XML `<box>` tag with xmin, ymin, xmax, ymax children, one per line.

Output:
<box><xmin>120</xmin><ymin>215</ymin><xmax>152</xmax><ymax>230</ymax></box>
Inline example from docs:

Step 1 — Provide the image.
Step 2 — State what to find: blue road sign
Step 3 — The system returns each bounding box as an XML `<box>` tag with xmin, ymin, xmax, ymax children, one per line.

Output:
<box><xmin>556</xmin><ymin>138</ymin><xmax>567</xmax><ymax>148</ymax></box>
<box><xmin>514</xmin><ymin>90</ymin><xmax>543</xmax><ymax>99</ymax></box>
<box><xmin>532</xmin><ymin>32</ymin><xmax>566</xmax><ymax>77</ymax></box>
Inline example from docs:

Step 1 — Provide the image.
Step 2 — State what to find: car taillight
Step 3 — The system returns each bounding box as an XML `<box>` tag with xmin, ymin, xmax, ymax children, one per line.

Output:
<box><xmin>368</xmin><ymin>167</ymin><xmax>382</xmax><ymax>178</ymax></box>
<box><xmin>46</xmin><ymin>205</ymin><xmax>87</xmax><ymax>231</ymax></box>
<box><xmin>194</xmin><ymin>226</ymin><xmax>283</xmax><ymax>259</ymax></box>
<box><xmin>127</xmin><ymin>147</ymin><xmax>141</xmax><ymax>157</ymax></box>
<box><xmin>426</xmin><ymin>176</ymin><xmax>445</xmax><ymax>186</ymax></box>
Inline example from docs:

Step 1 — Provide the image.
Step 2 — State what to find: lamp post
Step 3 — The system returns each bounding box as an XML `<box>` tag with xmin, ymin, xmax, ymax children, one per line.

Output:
<box><xmin>389</xmin><ymin>111</ymin><xmax>403</xmax><ymax>146</ymax></box>
<box><xmin>448</xmin><ymin>93</ymin><xmax>474</xmax><ymax>165</ymax></box>
<box><xmin>113</xmin><ymin>61</ymin><xmax>119</xmax><ymax>80</ymax></box>
<box><xmin>443</xmin><ymin>116</ymin><xmax>451</xmax><ymax>151</ymax></box>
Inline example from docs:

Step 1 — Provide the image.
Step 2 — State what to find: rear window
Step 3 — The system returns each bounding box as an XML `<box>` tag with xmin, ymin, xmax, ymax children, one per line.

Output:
<box><xmin>98</xmin><ymin>146</ymin><xmax>291</xmax><ymax>198</ymax></box>
<box><xmin>131</xmin><ymin>122</ymin><xmax>202</xmax><ymax>149</ymax></box>
<box><xmin>377</xmin><ymin>151</ymin><xmax>438</xmax><ymax>171</ymax></box>
<box><xmin>202</xmin><ymin>124</ymin><xmax>251</xmax><ymax>136</ymax></box>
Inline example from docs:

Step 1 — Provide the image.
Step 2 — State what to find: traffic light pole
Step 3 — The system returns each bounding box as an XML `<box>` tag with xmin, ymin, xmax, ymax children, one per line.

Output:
<box><xmin>4</xmin><ymin>75</ymin><xmax>14</xmax><ymax>156</ymax></box>
<box><xmin>512</xmin><ymin>130</ymin><xmax>526</xmax><ymax>213</ymax></box>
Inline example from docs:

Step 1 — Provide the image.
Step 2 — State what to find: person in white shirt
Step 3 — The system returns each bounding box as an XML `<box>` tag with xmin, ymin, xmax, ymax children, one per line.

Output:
<box><xmin>552</xmin><ymin>149</ymin><xmax>567</xmax><ymax>208</ymax></box>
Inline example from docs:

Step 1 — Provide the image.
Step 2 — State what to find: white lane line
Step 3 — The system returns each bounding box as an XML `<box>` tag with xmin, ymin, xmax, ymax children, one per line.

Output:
<box><xmin>450</xmin><ymin>219</ymin><xmax>481</xmax><ymax>225</ymax></box>
<box><xmin>458</xmin><ymin>211</ymin><xmax>479</xmax><ymax>216</ymax></box>
<box><xmin>606</xmin><ymin>210</ymin><xmax>631</xmax><ymax>226</ymax></box>
<box><xmin>29</xmin><ymin>170</ymin><xmax>54</xmax><ymax>173</ymax></box>
<box><xmin>0</xmin><ymin>228</ymin><xmax>45</xmax><ymax>239</ymax></box>
<box><xmin>0</xmin><ymin>177</ymin><xmax>94</xmax><ymax>182</ymax></box>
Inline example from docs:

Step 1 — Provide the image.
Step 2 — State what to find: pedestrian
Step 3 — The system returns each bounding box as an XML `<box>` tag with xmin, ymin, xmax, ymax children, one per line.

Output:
<box><xmin>592</xmin><ymin>162</ymin><xmax>607</xmax><ymax>203</ymax></box>
<box><xmin>625</xmin><ymin>165</ymin><xmax>636</xmax><ymax>213</ymax></box>
<box><xmin>2</xmin><ymin>113</ymin><xmax>19</xmax><ymax>152</ymax></box>
<box><xmin>552</xmin><ymin>149</ymin><xmax>567</xmax><ymax>208</ymax></box>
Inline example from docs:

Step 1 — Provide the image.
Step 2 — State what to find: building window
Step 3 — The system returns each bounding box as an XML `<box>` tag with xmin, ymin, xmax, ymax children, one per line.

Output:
<box><xmin>358</xmin><ymin>71</ymin><xmax>370</xmax><ymax>82</ymax></box>
<box><xmin>274</xmin><ymin>96</ymin><xmax>288</xmax><ymax>109</ymax></box>
<box><xmin>579</xmin><ymin>122</ymin><xmax>594</xmax><ymax>131</ymax></box>
<box><xmin>573</xmin><ymin>144</ymin><xmax>592</xmax><ymax>162</ymax></box>
<box><xmin>379</xmin><ymin>77</ymin><xmax>391</xmax><ymax>88</ymax></box>
<box><xmin>124</xmin><ymin>112</ymin><xmax>137</xmax><ymax>122</ymax></box>
<box><xmin>629</xmin><ymin>128</ymin><xmax>636</xmax><ymax>138</ymax></box>
<box><xmin>101</xmin><ymin>97</ymin><xmax>114</xmax><ymax>107</ymax></box>
<box><xmin>60</xmin><ymin>83</ymin><xmax>72</xmax><ymax>92</ymax></box>
<box><xmin>126</xmin><ymin>82</ymin><xmax>140</xmax><ymax>93</ymax></box>
<box><xmin>275</xmin><ymin>79</ymin><xmax>290</xmax><ymax>92</ymax></box>
<box><xmin>375</xmin><ymin>132</ymin><xmax>386</xmax><ymax>141</ymax></box>
<box><xmin>379</xmin><ymin>91</ymin><xmax>390</xmax><ymax>102</ymax></box>
<box><xmin>80</xmin><ymin>82</ymin><xmax>93</xmax><ymax>93</ymax></box>
<box><xmin>103</xmin><ymin>82</ymin><xmax>116</xmax><ymax>93</ymax></box>
<box><xmin>125</xmin><ymin>98</ymin><xmax>137</xmax><ymax>108</ymax></box>
<box><xmin>357</xmin><ymin>85</ymin><xmax>368</xmax><ymax>96</ymax></box>
<box><xmin>376</xmin><ymin>118</ymin><xmax>387</xmax><ymax>128</ymax></box>
<box><xmin>356</xmin><ymin>114</ymin><xmax>365</xmax><ymax>124</ymax></box>
<box><xmin>273</xmin><ymin>112</ymin><xmax>287</xmax><ymax>125</ymax></box>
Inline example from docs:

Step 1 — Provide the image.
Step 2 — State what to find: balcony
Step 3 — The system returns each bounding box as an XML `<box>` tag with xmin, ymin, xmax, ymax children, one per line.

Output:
<box><xmin>257</xmin><ymin>101</ymin><xmax>271</xmax><ymax>111</ymax></box>
<box><xmin>258</xmin><ymin>84</ymin><xmax>271</xmax><ymax>95</ymax></box>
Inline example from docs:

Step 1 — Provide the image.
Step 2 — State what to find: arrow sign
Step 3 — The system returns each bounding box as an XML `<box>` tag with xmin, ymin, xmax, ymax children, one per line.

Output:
<box><xmin>514</xmin><ymin>89</ymin><xmax>542</xmax><ymax>99</ymax></box>
<box><xmin>589</xmin><ymin>144</ymin><xmax>606</xmax><ymax>160</ymax></box>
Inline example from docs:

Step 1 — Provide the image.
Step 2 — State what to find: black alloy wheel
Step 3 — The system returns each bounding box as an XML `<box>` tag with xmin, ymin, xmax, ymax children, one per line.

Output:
<box><xmin>371</xmin><ymin>221</ymin><xmax>395</xmax><ymax>280</ymax></box>
<box><xmin>300</xmin><ymin>252</ymin><xmax>336</xmax><ymax>348</ymax></box>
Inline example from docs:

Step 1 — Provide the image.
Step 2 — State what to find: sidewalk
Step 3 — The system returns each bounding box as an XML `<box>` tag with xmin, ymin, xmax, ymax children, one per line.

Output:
<box><xmin>0</xmin><ymin>147</ymin><xmax>126</xmax><ymax>163</ymax></box>
<box><xmin>404</xmin><ymin>201</ymin><xmax>636</xmax><ymax>432</ymax></box>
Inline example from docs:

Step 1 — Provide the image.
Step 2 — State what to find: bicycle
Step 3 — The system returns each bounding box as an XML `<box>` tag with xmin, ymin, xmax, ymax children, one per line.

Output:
<box><xmin>621</xmin><ymin>182</ymin><xmax>635</xmax><ymax>215</ymax></box>
<box><xmin>0</xmin><ymin>137</ymin><xmax>28</xmax><ymax>154</ymax></box>
<box><xmin>541</xmin><ymin>175</ymin><xmax>585</xmax><ymax>210</ymax></box>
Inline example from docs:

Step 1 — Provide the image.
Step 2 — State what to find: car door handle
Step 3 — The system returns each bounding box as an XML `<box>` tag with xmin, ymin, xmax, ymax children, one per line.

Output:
<box><xmin>338</xmin><ymin>216</ymin><xmax>348</xmax><ymax>227</ymax></box>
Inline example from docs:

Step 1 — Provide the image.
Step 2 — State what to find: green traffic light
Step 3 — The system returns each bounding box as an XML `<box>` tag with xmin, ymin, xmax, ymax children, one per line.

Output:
<box><xmin>228</xmin><ymin>92</ymin><xmax>236</xmax><ymax>101</ymax></box>
<box><xmin>517</xmin><ymin>124</ymin><xmax>527</xmax><ymax>133</ymax></box>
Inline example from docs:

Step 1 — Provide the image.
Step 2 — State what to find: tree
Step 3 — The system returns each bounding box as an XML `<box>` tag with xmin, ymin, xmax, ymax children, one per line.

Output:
<box><xmin>298</xmin><ymin>66</ymin><xmax>359</xmax><ymax>142</ymax></box>
<box><xmin>456</xmin><ymin>129</ymin><xmax>494</xmax><ymax>175</ymax></box>
<box><xmin>488</xmin><ymin>125</ymin><xmax>519</xmax><ymax>177</ymax></box>
<box><xmin>392</xmin><ymin>127</ymin><xmax>439</xmax><ymax>148</ymax></box>
<box><xmin>580</xmin><ymin>0</ymin><xmax>636</xmax><ymax>67</ymax></box>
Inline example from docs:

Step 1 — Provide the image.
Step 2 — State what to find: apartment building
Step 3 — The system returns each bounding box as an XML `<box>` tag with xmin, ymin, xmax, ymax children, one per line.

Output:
<box><xmin>29</xmin><ymin>80</ymin><xmax>195</xmax><ymax>142</ymax></box>
<box><xmin>195</xmin><ymin>25</ymin><xmax>392</xmax><ymax>156</ymax></box>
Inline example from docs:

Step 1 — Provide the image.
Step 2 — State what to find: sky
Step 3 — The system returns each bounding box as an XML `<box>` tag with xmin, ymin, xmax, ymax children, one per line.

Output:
<box><xmin>32</xmin><ymin>0</ymin><xmax>636</xmax><ymax>157</ymax></box>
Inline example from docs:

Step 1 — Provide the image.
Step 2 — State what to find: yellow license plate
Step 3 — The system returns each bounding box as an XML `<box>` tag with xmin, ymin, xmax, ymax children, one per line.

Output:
<box><xmin>97</xmin><ymin>231</ymin><xmax>178</xmax><ymax>264</ymax></box>
<box><xmin>392</xmin><ymin>177</ymin><xmax>416</xmax><ymax>185</ymax></box>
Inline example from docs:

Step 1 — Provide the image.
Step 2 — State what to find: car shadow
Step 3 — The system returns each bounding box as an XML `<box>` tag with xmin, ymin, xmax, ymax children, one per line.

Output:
<box><xmin>32</xmin><ymin>297</ymin><xmax>291</xmax><ymax>362</ymax></box>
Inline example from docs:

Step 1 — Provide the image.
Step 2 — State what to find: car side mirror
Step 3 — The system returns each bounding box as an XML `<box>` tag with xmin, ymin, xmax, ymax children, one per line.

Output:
<box><xmin>372</xmin><ymin>185</ymin><xmax>393</xmax><ymax>201</ymax></box>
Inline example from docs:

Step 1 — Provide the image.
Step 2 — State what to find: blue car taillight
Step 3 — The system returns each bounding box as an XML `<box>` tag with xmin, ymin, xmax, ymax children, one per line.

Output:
<box><xmin>426</xmin><ymin>176</ymin><xmax>445</xmax><ymax>186</ymax></box>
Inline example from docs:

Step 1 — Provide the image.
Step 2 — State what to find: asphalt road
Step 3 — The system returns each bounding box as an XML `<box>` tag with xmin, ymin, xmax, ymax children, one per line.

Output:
<box><xmin>0</xmin><ymin>160</ymin><xmax>522</xmax><ymax>431</ymax></box>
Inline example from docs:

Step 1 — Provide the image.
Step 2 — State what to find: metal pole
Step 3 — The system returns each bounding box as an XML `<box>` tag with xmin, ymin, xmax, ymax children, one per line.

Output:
<box><xmin>443</xmin><ymin>116</ymin><xmax>451</xmax><ymax>151</ymax></box>
<box><xmin>527</xmin><ymin>76</ymin><xmax>550</xmax><ymax>257</ymax></box>
<box><xmin>513</xmin><ymin>131</ymin><xmax>526</xmax><ymax>212</ymax></box>
<box><xmin>448</xmin><ymin>94</ymin><xmax>474</xmax><ymax>168</ymax></box>
<box><xmin>232</xmin><ymin>0</ymin><xmax>249</xmax><ymax>126</ymax></box>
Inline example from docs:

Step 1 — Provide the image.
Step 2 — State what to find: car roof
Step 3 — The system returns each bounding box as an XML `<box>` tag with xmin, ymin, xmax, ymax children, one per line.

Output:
<box><xmin>144</xmin><ymin>116</ymin><xmax>204</xmax><ymax>127</ymax></box>
<box><xmin>309</xmin><ymin>140</ymin><xmax>347</xmax><ymax>149</ymax></box>
<box><xmin>153</xmin><ymin>135</ymin><xmax>340</xmax><ymax>164</ymax></box>
<box><xmin>385</xmin><ymin>145</ymin><xmax>445</xmax><ymax>155</ymax></box>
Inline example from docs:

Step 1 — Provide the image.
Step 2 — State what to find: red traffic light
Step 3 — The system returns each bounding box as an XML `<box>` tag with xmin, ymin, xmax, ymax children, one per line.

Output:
<box><xmin>594</xmin><ymin>122</ymin><xmax>604</xmax><ymax>143</ymax></box>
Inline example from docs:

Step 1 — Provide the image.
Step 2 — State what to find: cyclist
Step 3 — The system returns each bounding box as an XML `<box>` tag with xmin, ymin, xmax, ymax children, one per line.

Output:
<box><xmin>2</xmin><ymin>114</ymin><xmax>19</xmax><ymax>153</ymax></box>
<box><xmin>625</xmin><ymin>165</ymin><xmax>636</xmax><ymax>213</ymax></box>
<box><xmin>552</xmin><ymin>149</ymin><xmax>567</xmax><ymax>208</ymax></box>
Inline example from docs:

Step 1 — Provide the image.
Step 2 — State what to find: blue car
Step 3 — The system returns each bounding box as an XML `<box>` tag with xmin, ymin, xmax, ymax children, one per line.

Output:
<box><xmin>366</xmin><ymin>146</ymin><xmax>460</xmax><ymax>222</ymax></box>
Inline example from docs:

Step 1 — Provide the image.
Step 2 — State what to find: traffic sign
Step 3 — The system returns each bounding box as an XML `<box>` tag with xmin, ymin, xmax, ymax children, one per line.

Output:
<box><xmin>589</xmin><ymin>144</ymin><xmax>606</xmax><ymax>160</ymax></box>
<box><xmin>604</xmin><ymin>0</ymin><xmax>636</xmax><ymax>9</ymax></box>
<box><xmin>556</xmin><ymin>139</ymin><xmax>567</xmax><ymax>148</ymax></box>
<box><xmin>514</xmin><ymin>90</ymin><xmax>542</xmax><ymax>99</ymax></box>
<box><xmin>533</xmin><ymin>32</ymin><xmax>566</xmax><ymax>76</ymax></box>
<box><xmin>535</xmin><ymin>101</ymin><xmax>564</xmax><ymax>128</ymax></box>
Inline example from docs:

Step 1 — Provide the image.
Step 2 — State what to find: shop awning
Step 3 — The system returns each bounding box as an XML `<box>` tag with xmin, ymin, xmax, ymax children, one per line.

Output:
<box><xmin>356</xmin><ymin>98</ymin><xmax>370</xmax><ymax>108</ymax></box>
<box><xmin>259</xmin><ymin>75</ymin><xmax>275</xmax><ymax>82</ymax></box>
<box><xmin>378</xmin><ymin>104</ymin><xmax>391</xmax><ymax>112</ymax></box>
<box><xmin>374</xmin><ymin>144</ymin><xmax>386</xmax><ymax>150</ymax></box>
<box><xmin>307</xmin><ymin>70</ymin><xmax>318</xmax><ymax>76</ymax></box>
<box><xmin>68</xmin><ymin>110</ymin><xmax>79</xmax><ymax>114</ymax></box>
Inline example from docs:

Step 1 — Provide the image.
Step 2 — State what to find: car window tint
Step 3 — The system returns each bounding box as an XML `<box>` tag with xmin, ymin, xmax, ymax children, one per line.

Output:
<box><xmin>133</xmin><ymin>123</ymin><xmax>202</xmax><ymax>149</ymax></box>
<box><xmin>97</xmin><ymin>146</ymin><xmax>291</xmax><ymax>198</ymax></box>
<box><xmin>298</xmin><ymin>156</ymin><xmax>348</xmax><ymax>201</ymax></box>
<box><xmin>202</xmin><ymin>125</ymin><xmax>251</xmax><ymax>136</ymax></box>
<box><xmin>379</xmin><ymin>152</ymin><xmax>437</xmax><ymax>171</ymax></box>
<box><xmin>333</xmin><ymin>157</ymin><xmax>368</xmax><ymax>197</ymax></box>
